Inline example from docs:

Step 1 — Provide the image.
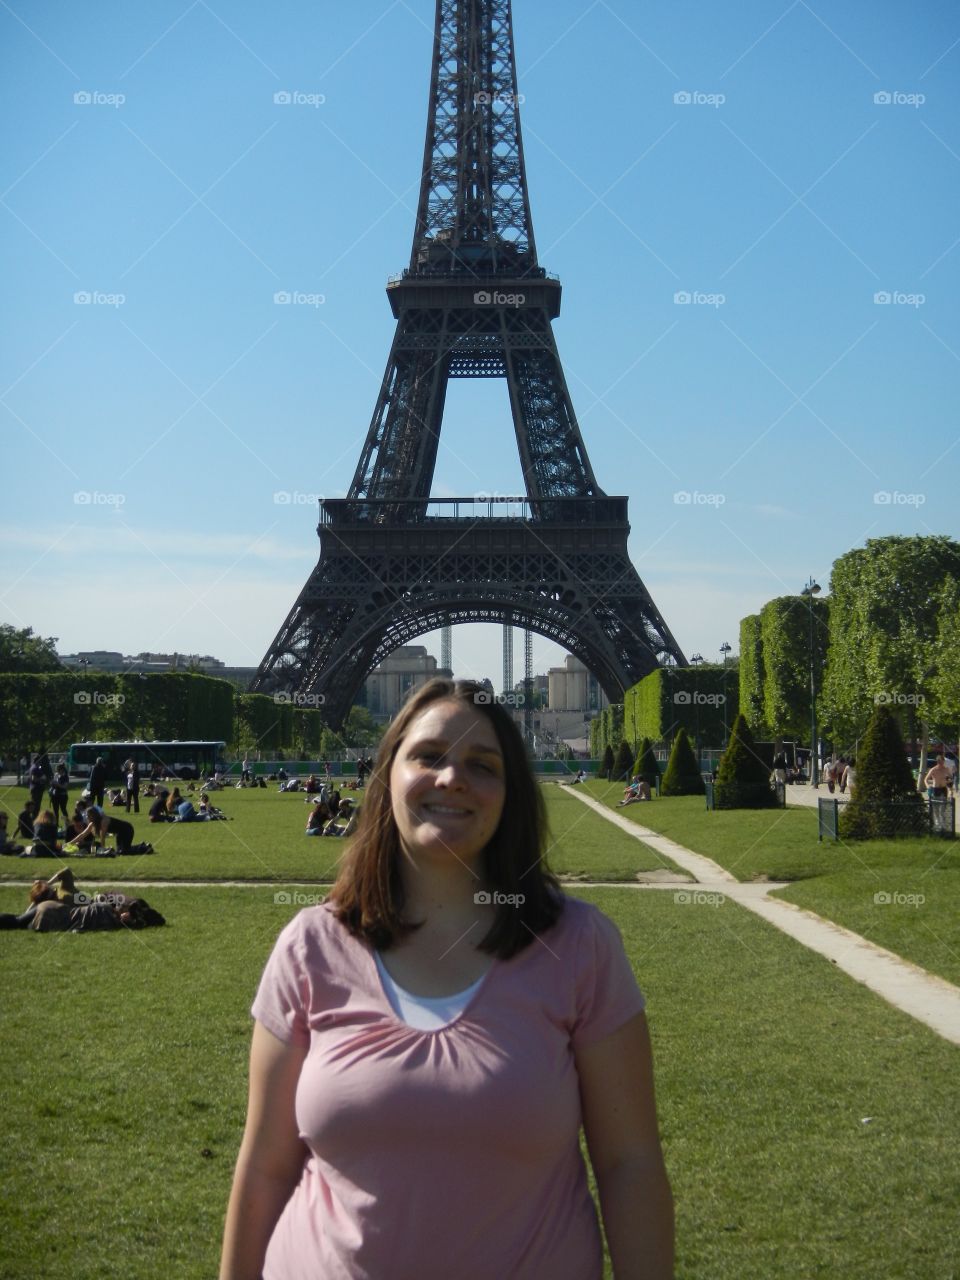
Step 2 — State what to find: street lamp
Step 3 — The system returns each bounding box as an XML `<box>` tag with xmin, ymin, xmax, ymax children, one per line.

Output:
<box><xmin>801</xmin><ymin>577</ymin><xmax>821</xmax><ymax>787</ymax></box>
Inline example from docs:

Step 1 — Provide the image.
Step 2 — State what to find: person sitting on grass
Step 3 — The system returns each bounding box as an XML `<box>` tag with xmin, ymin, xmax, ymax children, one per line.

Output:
<box><xmin>0</xmin><ymin>811</ymin><xmax>25</xmax><ymax>856</ymax></box>
<box><xmin>306</xmin><ymin>801</ymin><xmax>331</xmax><ymax>835</ymax></box>
<box><xmin>323</xmin><ymin>797</ymin><xmax>358</xmax><ymax>837</ymax></box>
<box><xmin>165</xmin><ymin>788</ymin><xmax>183</xmax><ymax>816</ymax></box>
<box><xmin>17</xmin><ymin>800</ymin><xmax>36</xmax><ymax>842</ymax></box>
<box><xmin>617</xmin><ymin>776</ymin><xmax>651</xmax><ymax>807</ymax></box>
<box><xmin>198</xmin><ymin>797</ymin><xmax>228</xmax><ymax>821</ymax></box>
<box><xmin>26</xmin><ymin>809</ymin><xmax>62</xmax><ymax>858</ymax></box>
<box><xmin>149</xmin><ymin>789</ymin><xmax>175</xmax><ymax>822</ymax></box>
<box><xmin>70</xmin><ymin>804</ymin><xmax>154</xmax><ymax>857</ymax></box>
<box><xmin>304</xmin><ymin>774</ymin><xmax>321</xmax><ymax>794</ymax></box>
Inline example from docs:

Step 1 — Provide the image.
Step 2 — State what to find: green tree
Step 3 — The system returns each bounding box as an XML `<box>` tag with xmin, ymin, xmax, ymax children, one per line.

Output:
<box><xmin>738</xmin><ymin>614</ymin><xmax>767</xmax><ymax>736</ymax></box>
<box><xmin>931</xmin><ymin>577</ymin><xmax>960</xmax><ymax>731</ymax></box>
<box><xmin>714</xmin><ymin>713</ymin><xmax>777</xmax><ymax>809</ymax></box>
<box><xmin>601</xmin><ymin>743</ymin><xmax>615</xmax><ymax>780</ymax></box>
<box><xmin>0</xmin><ymin>625</ymin><xmax>62</xmax><ymax>673</ymax></box>
<box><xmin>343</xmin><ymin>706</ymin><xmax>383</xmax><ymax>750</ymax></box>
<box><xmin>820</xmin><ymin>536</ymin><xmax>960</xmax><ymax>763</ymax></box>
<box><xmin>759</xmin><ymin>594</ymin><xmax>829</xmax><ymax>741</ymax></box>
<box><xmin>660</xmin><ymin>728</ymin><xmax>704</xmax><ymax>796</ymax></box>
<box><xmin>839</xmin><ymin>705</ymin><xmax>925</xmax><ymax>839</ymax></box>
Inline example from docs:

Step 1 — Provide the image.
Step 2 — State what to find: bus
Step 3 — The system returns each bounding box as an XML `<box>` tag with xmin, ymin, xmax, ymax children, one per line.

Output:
<box><xmin>66</xmin><ymin>740</ymin><xmax>227</xmax><ymax>783</ymax></box>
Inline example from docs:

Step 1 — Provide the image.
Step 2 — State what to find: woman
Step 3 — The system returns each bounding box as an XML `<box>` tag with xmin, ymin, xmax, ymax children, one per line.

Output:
<box><xmin>30</xmin><ymin>809</ymin><xmax>61</xmax><ymax>858</ymax></box>
<box><xmin>220</xmin><ymin>678</ymin><xmax>673</xmax><ymax>1280</ymax></box>
<box><xmin>304</xmin><ymin>800</ymin><xmax>330</xmax><ymax>835</ymax></box>
<box><xmin>71</xmin><ymin>804</ymin><xmax>153</xmax><ymax>856</ymax></box>
<box><xmin>49</xmin><ymin>762</ymin><xmax>70</xmax><ymax>826</ymax></box>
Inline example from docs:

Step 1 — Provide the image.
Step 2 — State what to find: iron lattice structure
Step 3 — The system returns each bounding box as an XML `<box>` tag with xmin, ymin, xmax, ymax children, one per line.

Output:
<box><xmin>252</xmin><ymin>0</ymin><xmax>686</xmax><ymax>725</ymax></box>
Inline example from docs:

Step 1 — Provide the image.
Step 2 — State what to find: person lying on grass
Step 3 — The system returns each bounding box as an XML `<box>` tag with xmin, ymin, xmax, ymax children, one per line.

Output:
<box><xmin>220</xmin><ymin>677</ymin><xmax>674</xmax><ymax>1280</ymax></box>
<box><xmin>0</xmin><ymin>867</ymin><xmax>165</xmax><ymax>931</ymax></box>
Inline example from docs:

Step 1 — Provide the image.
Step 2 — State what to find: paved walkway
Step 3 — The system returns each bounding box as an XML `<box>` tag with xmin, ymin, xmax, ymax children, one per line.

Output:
<box><xmin>565</xmin><ymin>788</ymin><xmax>960</xmax><ymax>1048</ymax></box>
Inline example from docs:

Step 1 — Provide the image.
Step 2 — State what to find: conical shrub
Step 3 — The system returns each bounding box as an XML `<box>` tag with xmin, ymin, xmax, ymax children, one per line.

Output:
<box><xmin>633</xmin><ymin>737</ymin><xmax>660</xmax><ymax>788</ymax></box>
<box><xmin>839</xmin><ymin>705</ymin><xmax>925</xmax><ymax>839</ymax></box>
<box><xmin>614</xmin><ymin>740</ymin><xmax>634</xmax><ymax>782</ymax></box>
<box><xmin>660</xmin><ymin>728</ymin><xmax>705</xmax><ymax>796</ymax></box>
<box><xmin>601</xmin><ymin>743</ymin><xmax>615</xmax><ymax>781</ymax></box>
<box><xmin>714</xmin><ymin>713</ymin><xmax>777</xmax><ymax>808</ymax></box>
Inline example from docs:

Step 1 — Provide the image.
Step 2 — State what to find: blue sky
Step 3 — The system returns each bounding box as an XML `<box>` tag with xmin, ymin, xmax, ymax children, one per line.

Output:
<box><xmin>2</xmin><ymin>0</ymin><xmax>958</xmax><ymax>688</ymax></box>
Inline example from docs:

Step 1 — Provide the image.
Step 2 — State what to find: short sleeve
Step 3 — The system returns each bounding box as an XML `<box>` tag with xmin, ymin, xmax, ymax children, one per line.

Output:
<box><xmin>251</xmin><ymin>912</ymin><xmax>312</xmax><ymax>1046</ymax></box>
<box><xmin>571</xmin><ymin>903</ymin><xmax>646</xmax><ymax>1050</ymax></box>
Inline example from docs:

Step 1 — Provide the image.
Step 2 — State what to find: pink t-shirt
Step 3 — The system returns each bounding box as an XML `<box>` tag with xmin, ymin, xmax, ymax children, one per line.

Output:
<box><xmin>252</xmin><ymin>895</ymin><xmax>645</xmax><ymax>1280</ymax></box>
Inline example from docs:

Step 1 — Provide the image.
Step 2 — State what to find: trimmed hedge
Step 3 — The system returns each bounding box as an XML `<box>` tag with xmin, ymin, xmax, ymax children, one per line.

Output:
<box><xmin>839</xmin><ymin>706</ymin><xmax>926</xmax><ymax>839</ymax></box>
<box><xmin>714</xmin><ymin>713</ymin><xmax>778</xmax><ymax>809</ymax></box>
<box><xmin>661</xmin><ymin>728</ymin><xmax>705</xmax><ymax>796</ymax></box>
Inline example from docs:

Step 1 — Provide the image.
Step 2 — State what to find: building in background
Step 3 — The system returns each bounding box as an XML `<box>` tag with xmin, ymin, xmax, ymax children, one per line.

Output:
<box><xmin>364</xmin><ymin>646</ymin><xmax>450</xmax><ymax>720</ymax></box>
<box><xmin>547</xmin><ymin>655</ymin><xmax>607</xmax><ymax>713</ymax></box>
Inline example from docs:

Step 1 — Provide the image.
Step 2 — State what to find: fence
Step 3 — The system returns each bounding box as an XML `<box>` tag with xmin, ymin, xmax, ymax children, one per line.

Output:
<box><xmin>819</xmin><ymin>796</ymin><xmax>955</xmax><ymax>841</ymax></box>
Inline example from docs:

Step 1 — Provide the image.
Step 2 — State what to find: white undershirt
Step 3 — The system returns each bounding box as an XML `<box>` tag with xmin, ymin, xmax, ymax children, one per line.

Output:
<box><xmin>374</xmin><ymin>951</ymin><xmax>485</xmax><ymax>1030</ymax></box>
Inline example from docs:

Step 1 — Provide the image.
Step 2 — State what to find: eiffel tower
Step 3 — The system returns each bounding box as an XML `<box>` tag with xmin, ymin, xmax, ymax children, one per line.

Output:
<box><xmin>252</xmin><ymin>0</ymin><xmax>686</xmax><ymax>726</ymax></box>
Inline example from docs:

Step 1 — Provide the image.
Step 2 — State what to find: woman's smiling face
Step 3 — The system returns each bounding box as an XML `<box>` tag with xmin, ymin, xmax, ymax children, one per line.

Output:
<box><xmin>388</xmin><ymin>699</ymin><xmax>507</xmax><ymax>871</ymax></box>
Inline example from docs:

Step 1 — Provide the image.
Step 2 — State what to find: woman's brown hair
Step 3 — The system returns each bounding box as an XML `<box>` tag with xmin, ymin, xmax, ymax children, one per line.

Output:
<box><xmin>331</xmin><ymin>678</ymin><xmax>563</xmax><ymax>959</ymax></box>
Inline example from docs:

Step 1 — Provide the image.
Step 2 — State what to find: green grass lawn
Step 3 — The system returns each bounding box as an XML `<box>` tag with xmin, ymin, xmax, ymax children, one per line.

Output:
<box><xmin>0</xmin><ymin>782</ymin><xmax>680</xmax><ymax>884</ymax></box>
<box><xmin>1</xmin><ymin>881</ymin><xmax>957</xmax><ymax>1279</ymax></box>
<box><xmin>583</xmin><ymin>782</ymin><xmax>960</xmax><ymax>988</ymax></box>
